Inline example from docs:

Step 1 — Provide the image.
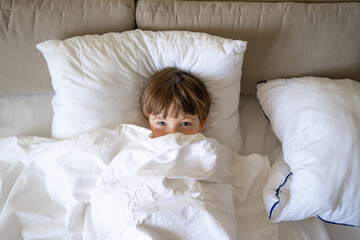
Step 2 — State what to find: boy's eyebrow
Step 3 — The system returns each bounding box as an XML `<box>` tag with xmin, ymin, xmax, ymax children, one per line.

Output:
<box><xmin>152</xmin><ymin>114</ymin><xmax>198</xmax><ymax>120</ymax></box>
<box><xmin>182</xmin><ymin>115</ymin><xmax>197</xmax><ymax>120</ymax></box>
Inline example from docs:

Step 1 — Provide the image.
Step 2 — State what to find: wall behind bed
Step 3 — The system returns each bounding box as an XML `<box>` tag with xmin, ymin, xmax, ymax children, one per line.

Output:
<box><xmin>136</xmin><ymin>0</ymin><xmax>360</xmax><ymax>95</ymax></box>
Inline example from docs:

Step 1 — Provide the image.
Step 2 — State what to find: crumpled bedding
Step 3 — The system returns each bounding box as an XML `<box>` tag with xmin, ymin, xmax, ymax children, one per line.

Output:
<box><xmin>0</xmin><ymin>124</ymin><xmax>275</xmax><ymax>240</ymax></box>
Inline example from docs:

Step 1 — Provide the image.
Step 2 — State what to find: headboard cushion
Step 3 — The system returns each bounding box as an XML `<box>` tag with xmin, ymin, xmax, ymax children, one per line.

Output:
<box><xmin>136</xmin><ymin>0</ymin><xmax>360</xmax><ymax>95</ymax></box>
<box><xmin>179</xmin><ymin>0</ymin><xmax>360</xmax><ymax>2</ymax></box>
<box><xmin>0</xmin><ymin>0</ymin><xmax>135</xmax><ymax>96</ymax></box>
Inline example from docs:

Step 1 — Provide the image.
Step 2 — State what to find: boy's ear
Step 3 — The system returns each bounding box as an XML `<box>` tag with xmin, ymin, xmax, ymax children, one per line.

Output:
<box><xmin>199</xmin><ymin>117</ymin><xmax>208</xmax><ymax>132</ymax></box>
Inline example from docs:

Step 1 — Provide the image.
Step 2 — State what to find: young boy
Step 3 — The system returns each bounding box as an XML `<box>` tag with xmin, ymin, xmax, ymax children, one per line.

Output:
<box><xmin>140</xmin><ymin>67</ymin><xmax>211</xmax><ymax>138</ymax></box>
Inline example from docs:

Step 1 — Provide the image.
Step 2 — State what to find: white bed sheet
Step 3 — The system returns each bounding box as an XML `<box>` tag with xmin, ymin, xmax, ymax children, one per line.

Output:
<box><xmin>1</xmin><ymin>93</ymin><xmax>358</xmax><ymax>239</ymax></box>
<box><xmin>0</xmin><ymin>92</ymin><xmax>53</xmax><ymax>138</ymax></box>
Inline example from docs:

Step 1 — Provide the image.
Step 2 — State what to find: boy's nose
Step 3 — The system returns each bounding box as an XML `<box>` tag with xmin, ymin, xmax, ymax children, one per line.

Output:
<box><xmin>168</xmin><ymin>126</ymin><xmax>178</xmax><ymax>134</ymax></box>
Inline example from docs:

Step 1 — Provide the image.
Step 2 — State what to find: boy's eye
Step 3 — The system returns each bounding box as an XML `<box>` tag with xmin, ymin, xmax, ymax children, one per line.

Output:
<box><xmin>182</xmin><ymin>122</ymin><xmax>191</xmax><ymax>126</ymax></box>
<box><xmin>157</xmin><ymin>121</ymin><xmax>166</xmax><ymax>126</ymax></box>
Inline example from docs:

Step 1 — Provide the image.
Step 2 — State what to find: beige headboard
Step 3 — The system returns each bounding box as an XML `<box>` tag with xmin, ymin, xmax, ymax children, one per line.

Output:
<box><xmin>0</xmin><ymin>0</ymin><xmax>136</xmax><ymax>96</ymax></box>
<box><xmin>136</xmin><ymin>0</ymin><xmax>360</xmax><ymax>95</ymax></box>
<box><xmin>1</xmin><ymin>0</ymin><xmax>359</xmax><ymax>96</ymax></box>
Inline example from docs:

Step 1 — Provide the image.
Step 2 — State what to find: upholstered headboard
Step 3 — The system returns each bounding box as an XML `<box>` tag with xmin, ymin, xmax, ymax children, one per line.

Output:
<box><xmin>0</xmin><ymin>0</ymin><xmax>135</xmax><ymax>96</ymax></box>
<box><xmin>1</xmin><ymin>0</ymin><xmax>359</xmax><ymax>97</ymax></box>
<box><xmin>136</xmin><ymin>0</ymin><xmax>360</xmax><ymax>95</ymax></box>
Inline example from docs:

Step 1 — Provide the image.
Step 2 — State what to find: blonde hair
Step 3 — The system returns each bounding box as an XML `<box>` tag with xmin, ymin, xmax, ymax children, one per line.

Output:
<box><xmin>140</xmin><ymin>67</ymin><xmax>211</xmax><ymax>121</ymax></box>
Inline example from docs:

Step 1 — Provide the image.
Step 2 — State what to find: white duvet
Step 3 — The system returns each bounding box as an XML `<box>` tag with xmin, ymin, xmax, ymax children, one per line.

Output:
<box><xmin>0</xmin><ymin>124</ymin><xmax>275</xmax><ymax>240</ymax></box>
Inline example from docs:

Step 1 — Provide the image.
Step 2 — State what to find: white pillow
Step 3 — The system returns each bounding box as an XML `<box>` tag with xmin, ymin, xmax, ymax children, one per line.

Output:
<box><xmin>37</xmin><ymin>30</ymin><xmax>247</xmax><ymax>153</ymax></box>
<box><xmin>257</xmin><ymin>77</ymin><xmax>360</xmax><ymax>227</ymax></box>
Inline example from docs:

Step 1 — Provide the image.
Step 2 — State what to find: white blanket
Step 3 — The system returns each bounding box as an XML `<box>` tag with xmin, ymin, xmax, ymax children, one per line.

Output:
<box><xmin>0</xmin><ymin>124</ymin><xmax>275</xmax><ymax>240</ymax></box>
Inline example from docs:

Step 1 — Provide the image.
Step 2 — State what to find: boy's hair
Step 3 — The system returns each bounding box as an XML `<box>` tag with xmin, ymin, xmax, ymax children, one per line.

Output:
<box><xmin>140</xmin><ymin>67</ymin><xmax>211</xmax><ymax>121</ymax></box>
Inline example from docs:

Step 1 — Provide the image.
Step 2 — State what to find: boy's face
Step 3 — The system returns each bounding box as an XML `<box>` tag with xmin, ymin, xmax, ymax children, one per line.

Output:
<box><xmin>148</xmin><ymin>111</ymin><xmax>207</xmax><ymax>138</ymax></box>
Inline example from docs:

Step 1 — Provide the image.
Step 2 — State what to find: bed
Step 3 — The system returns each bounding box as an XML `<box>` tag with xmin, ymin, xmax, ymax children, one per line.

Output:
<box><xmin>1</xmin><ymin>0</ymin><xmax>359</xmax><ymax>239</ymax></box>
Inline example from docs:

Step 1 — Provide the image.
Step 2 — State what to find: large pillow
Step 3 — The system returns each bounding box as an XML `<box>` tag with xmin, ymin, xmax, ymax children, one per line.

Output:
<box><xmin>257</xmin><ymin>77</ymin><xmax>360</xmax><ymax>227</ymax></box>
<box><xmin>36</xmin><ymin>30</ymin><xmax>247</xmax><ymax>153</ymax></box>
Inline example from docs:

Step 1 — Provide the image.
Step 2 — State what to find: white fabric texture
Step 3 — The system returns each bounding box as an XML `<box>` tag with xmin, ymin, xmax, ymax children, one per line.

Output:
<box><xmin>36</xmin><ymin>30</ymin><xmax>247</xmax><ymax>153</ymax></box>
<box><xmin>257</xmin><ymin>77</ymin><xmax>360</xmax><ymax>226</ymax></box>
<box><xmin>0</xmin><ymin>93</ymin><xmax>53</xmax><ymax>138</ymax></box>
<box><xmin>0</xmin><ymin>124</ymin><xmax>274</xmax><ymax>239</ymax></box>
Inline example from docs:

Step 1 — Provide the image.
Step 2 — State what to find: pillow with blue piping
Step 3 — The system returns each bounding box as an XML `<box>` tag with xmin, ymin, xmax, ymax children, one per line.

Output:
<box><xmin>257</xmin><ymin>77</ymin><xmax>360</xmax><ymax>227</ymax></box>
